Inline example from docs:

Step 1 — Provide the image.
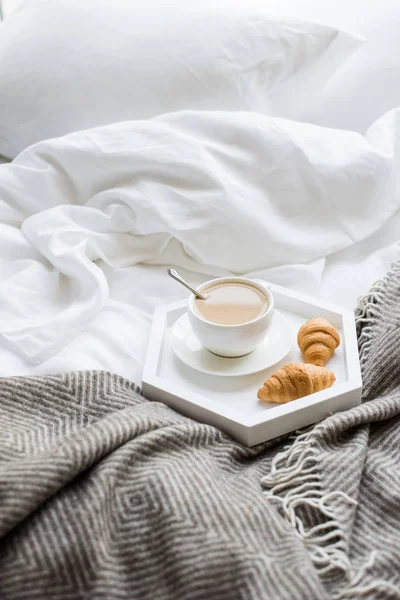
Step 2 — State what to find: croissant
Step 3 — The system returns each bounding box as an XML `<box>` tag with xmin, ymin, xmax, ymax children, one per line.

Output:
<box><xmin>297</xmin><ymin>317</ymin><xmax>340</xmax><ymax>366</ymax></box>
<box><xmin>257</xmin><ymin>362</ymin><xmax>335</xmax><ymax>404</ymax></box>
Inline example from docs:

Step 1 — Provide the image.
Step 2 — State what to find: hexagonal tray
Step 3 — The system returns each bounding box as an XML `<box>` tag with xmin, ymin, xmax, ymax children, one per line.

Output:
<box><xmin>142</xmin><ymin>281</ymin><xmax>362</xmax><ymax>446</ymax></box>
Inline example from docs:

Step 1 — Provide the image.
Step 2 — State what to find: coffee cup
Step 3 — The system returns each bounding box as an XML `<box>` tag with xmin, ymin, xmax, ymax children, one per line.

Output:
<box><xmin>188</xmin><ymin>277</ymin><xmax>274</xmax><ymax>357</ymax></box>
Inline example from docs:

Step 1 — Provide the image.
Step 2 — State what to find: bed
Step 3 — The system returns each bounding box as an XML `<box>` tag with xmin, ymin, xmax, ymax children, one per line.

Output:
<box><xmin>0</xmin><ymin>0</ymin><xmax>399</xmax><ymax>384</ymax></box>
<box><xmin>0</xmin><ymin>1</ymin><xmax>400</xmax><ymax>599</ymax></box>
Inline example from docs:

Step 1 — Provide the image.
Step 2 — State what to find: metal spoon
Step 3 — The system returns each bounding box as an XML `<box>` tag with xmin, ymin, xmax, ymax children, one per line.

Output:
<box><xmin>167</xmin><ymin>267</ymin><xmax>208</xmax><ymax>300</ymax></box>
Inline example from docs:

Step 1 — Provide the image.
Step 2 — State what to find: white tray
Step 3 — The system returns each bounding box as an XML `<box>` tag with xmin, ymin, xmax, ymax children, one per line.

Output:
<box><xmin>142</xmin><ymin>282</ymin><xmax>362</xmax><ymax>446</ymax></box>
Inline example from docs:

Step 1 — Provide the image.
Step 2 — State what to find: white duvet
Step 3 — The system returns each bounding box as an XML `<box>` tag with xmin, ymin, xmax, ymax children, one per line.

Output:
<box><xmin>1</xmin><ymin>109</ymin><xmax>400</xmax><ymax>381</ymax></box>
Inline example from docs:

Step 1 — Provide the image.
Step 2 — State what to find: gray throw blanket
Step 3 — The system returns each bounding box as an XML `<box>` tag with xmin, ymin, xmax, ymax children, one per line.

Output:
<box><xmin>1</xmin><ymin>264</ymin><xmax>400</xmax><ymax>599</ymax></box>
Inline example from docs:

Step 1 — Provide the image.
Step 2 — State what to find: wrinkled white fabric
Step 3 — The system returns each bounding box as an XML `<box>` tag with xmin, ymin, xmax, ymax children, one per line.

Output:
<box><xmin>0</xmin><ymin>0</ymin><xmax>362</xmax><ymax>158</ymax></box>
<box><xmin>0</xmin><ymin>109</ymin><xmax>399</xmax><ymax>370</ymax></box>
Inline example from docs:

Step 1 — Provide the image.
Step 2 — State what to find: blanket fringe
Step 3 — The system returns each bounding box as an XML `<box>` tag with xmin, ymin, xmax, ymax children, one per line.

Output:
<box><xmin>261</xmin><ymin>428</ymin><xmax>356</xmax><ymax>578</ymax></box>
<box><xmin>355</xmin><ymin>259</ymin><xmax>400</xmax><ymax>368</ymax></box>
<box><xmin>335</xmin><ymin>552</ymin><xmax>378</xmax><ymax>599</ymax></box>
<box><xmin>262</xmin><ymin>261</ymin><xmax>400</xmax><ymax>584</ymax></box>
<box><xmin>335</xmin><ymin>551</ymin><xmax>400</xmax><ymax>599</ymax></box>
<box><xmin>355</xmin><ymin>281</ymin><xmax>386</xmax><ymax>368</ymax></box>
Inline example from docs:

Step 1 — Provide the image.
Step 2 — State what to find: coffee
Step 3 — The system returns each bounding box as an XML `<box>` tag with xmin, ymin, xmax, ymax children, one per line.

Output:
<box><xmin>194</xmin><ymin>282</ymin><xmax>268</xmax><ymax>325</ymax></box>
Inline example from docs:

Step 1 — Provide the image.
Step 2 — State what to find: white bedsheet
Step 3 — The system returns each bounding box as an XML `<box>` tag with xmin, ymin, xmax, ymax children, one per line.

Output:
<box><xmin>1</xmin><ymin>109</ymin><xmax>400</xmax><ymax>382</ymax></box>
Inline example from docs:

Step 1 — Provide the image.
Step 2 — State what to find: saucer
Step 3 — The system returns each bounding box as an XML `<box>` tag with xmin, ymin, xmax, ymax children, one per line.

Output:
<box><xmin>170</xmin><ymin>311</ymin><xmax>293</xmax><ymax>376</ymax></box>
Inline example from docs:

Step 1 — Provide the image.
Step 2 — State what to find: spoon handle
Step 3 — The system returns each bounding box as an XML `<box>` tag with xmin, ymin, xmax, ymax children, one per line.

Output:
<box><xmin>167</xmin><ymin>268</ymin><xmax>208</xmax><ymax>300</ymax></box>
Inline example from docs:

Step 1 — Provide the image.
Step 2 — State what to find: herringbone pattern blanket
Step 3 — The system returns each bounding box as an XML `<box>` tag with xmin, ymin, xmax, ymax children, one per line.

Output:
<box><xmin>1</xmin><ymin>263</ymin><xmax>400</xmax><ymax>599</ymax></box>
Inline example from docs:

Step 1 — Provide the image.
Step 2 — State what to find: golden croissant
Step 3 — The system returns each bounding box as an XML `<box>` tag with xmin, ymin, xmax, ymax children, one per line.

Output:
<box><xmin>257</xmin><ymin>362</ymin><xmax>335</xmax><ymax>404</ymax></box>
<box><xmin>297</xmin><ymin>317</ymin><xmax>340</xmax><ymax>366</ymax></box>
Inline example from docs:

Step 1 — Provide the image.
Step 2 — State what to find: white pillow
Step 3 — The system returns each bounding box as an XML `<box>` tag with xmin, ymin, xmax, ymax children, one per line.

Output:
<box><xmin>0</xmin><ymin>0</ymin><xmax>362</xmax><ymax>158</ymax></box>
<box><xmin>262</xmin><ymin>0</ymin><xmax>400</xmax><ymax>133</ymax></box>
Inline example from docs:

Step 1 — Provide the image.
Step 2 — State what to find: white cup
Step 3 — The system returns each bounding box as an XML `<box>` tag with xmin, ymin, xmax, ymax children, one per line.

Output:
<box><xmin>188</xmin><ymin>277</ymin><xmax>274</xmax><ymax>358</ymax></box>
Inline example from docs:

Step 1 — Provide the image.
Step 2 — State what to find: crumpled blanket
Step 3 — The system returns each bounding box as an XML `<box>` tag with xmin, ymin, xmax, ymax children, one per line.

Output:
<box><xmin>1</xmin><ymin>262</ymin><xmax>400</xmax><ymax>599</ymax></box>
